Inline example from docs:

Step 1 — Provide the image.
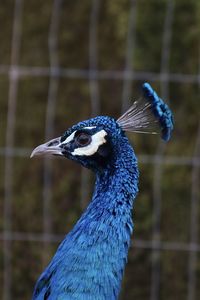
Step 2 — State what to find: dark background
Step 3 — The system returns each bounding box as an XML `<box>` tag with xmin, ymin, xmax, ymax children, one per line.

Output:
<box><xmin>0</xmin><ymin>0</ymin><xmax>200</xmax><ymax>299</ymax></box>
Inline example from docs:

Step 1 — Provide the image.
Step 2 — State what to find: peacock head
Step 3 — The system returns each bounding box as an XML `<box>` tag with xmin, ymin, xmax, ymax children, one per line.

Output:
<box><xmin>30</xmin><ymin>115</ymin><xmax>125</xmax><ymax>171</ymax></box>
<box><xmin>31</xmin><ymin>83</ymin><xmax>174</xmax><ymax>171</ymax></box>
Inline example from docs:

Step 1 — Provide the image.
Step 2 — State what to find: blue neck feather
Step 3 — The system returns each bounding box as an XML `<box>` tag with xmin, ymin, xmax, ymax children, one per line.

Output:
<box><xmin>33</xmin><ymin>136</ymin><xmax>139</xmax><ymax>300</ymax></box>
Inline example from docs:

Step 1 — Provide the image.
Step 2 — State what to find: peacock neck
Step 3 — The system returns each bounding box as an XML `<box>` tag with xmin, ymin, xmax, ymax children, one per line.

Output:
<box><xmin>90</xmin><ymin>137</ymin><xmax>139</xmax><ymax>215</ymax></box>
<box><xmin>69</xmin><ymin>138</ymin><xmax>139</xmax><ymax>298</ymax></box>
<box><xmin>68</xmin><ymin>138</ymin><xmax>138</xmax><ymax>292</ymax></box>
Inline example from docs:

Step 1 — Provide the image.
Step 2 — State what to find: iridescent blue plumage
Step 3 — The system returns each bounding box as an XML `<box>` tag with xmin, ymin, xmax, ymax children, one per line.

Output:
<box><xmin>31</xmin><ymin>83</ymin><xmax>173</xmax><ymax>300</ymax></box>
<box><xmin>32</xmin><ymin>117</ymin><xmax>138</xmax><ymax>299</ymax></box>
<box><xmin>142</xmin><ymin>82</ymin><xmax>174</xmax><ymax>141</ymax></box>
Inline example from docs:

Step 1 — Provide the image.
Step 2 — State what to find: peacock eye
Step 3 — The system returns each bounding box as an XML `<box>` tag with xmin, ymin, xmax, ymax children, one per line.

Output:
<box><xmin>75</xmin><ymin>132</ymin><xmax>91</xmax><ymax>147</ymax></box>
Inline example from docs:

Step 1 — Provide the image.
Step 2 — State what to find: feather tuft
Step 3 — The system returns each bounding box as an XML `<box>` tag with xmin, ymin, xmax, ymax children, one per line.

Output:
<box><xmin>117</xmin><ymin>82</ymin><xmax>174</xmax><ymax>141</ymax></box>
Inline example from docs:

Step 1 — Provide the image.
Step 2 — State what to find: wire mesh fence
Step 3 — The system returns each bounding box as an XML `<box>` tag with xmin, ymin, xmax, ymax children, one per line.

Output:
<box><xmin>0</xmin><ymin>0</ymin><xmax>200</xmax><ymax>299</ymax></box>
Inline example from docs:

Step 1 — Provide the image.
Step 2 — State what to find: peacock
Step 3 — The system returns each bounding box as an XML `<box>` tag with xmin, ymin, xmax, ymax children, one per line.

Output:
<box><xmin>31</xmin><ymin>82</ymin><xmax>173</xmax><ymax>300</ymax></box>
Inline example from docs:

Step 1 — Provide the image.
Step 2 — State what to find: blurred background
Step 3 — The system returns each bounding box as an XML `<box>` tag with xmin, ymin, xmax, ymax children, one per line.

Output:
<box><xmin>0</xmin><ymin>0</ymin><xmax>200</xmax><ymax>299</ymax></box>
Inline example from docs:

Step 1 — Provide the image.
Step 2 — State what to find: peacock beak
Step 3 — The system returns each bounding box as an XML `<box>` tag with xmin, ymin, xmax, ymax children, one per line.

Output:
<box><xmin>30</xmin><ymin>136</ymin><xmax>63</xmax><ymax>158</ymax></box>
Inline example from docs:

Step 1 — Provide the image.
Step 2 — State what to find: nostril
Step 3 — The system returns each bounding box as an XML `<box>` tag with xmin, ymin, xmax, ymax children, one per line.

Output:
<box><xmin>48</xmin><ymin>140</ymin><xmax>59</xmax><ymax>147</ymax></box>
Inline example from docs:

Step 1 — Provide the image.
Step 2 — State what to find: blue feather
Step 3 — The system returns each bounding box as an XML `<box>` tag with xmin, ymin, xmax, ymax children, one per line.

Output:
<box><xmin>142</xmin><ymin>82</ymin><xmax>174</xmax><ymax>141</ymax></box>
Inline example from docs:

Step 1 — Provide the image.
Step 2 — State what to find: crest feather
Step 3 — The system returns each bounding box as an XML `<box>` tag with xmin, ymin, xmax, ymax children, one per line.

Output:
<box><xmin>117</xmin><ymin>83</ymin><xmax>174</xmax><ymax>141</ymax></box>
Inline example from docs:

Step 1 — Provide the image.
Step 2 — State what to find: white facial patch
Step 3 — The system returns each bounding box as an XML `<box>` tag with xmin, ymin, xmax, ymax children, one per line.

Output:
<box><xmin>83</xmin><ymin>126</ymin><xmax>96</xmax><ymax>130</ymax></box>
<box><xmin>62</xmin><ymin>131</ymin><xmax>76</xmax><ymax>144</ymax></box>
<box><xmin>72</xmin><ymin>129</ymin><xmax>107</xmax><ymax>156</ymax></box>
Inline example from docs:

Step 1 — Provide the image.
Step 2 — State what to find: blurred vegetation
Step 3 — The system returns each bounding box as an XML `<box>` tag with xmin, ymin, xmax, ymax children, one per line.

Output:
<box><xmin>0</xmin><ymin>0</ymin><xmax>200</xmax><ymax>299</ymax></box>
